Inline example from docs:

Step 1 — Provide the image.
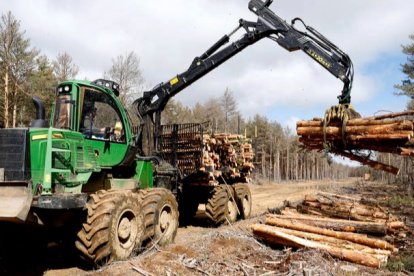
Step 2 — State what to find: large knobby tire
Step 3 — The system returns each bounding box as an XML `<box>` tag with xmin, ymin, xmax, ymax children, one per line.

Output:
<box><xmin>227</xmin><ymin>195</ymin><xmax>238</xmax><ymax>223</ymax></box>
<box><xmin>234</xmin><ymin>183</ymin><xmax>252</xmax><ymax>219</ymax></box>
<box><xmin>75</xmin><ymin>190</ymin><xmax>144</xmax><ymax>266</ymax></box>
<box><xmin>205</xmin><ymin>186</ymin><xmax>229</xmax><ymax>226</ymax></box>
<box><xmin>138</xmin><ymin>188</ymin><xmax>179</xmax><ymax>246</ymax></box>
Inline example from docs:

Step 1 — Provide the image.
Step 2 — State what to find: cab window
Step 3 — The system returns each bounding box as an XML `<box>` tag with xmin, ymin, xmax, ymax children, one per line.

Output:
<box><xmin>80</xmin><ymin>88</ymin><xmax>125</xmax><ymax>143</ymax></box>
<box><xmin>53</xmin><ymin>94</ymin><xmax>72</xmax><ymax>129</ymax></box>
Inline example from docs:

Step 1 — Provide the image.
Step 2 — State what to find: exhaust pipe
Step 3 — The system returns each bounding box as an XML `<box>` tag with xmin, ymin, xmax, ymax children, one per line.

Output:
<box><xmin>30</xmin><ymin>97</ymin><xmax>49</xmax><ymax>128</ymax></box>
<box><xmin>33</xmin><ymin>97</ymin><xmax>45</xmax><ymax>120</ymax></box>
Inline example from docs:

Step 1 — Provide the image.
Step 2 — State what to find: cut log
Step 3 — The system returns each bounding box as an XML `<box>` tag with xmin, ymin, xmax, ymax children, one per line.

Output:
<box><xmin>268</xmin><ymin>225</ymin><xmax>392</xmax><ymax>257</ymax></box>
<box><xmin>298</xmin><ymin>203</ymin><xmax>384</xmax><ymax>222</ymax></box>
<box><xmin>265</xmin><ymin>216</ymin><xmax>396</xmax><ymax>251</ymax></box>
<box><xmin>333</xmin><ymin>151</ymin><xmax>400</xmax><ymax>175</ymax></box>
<box><xmin>297</xmin><ymin>122</ymin><xmax>413</xmax><ymax>136</ymax></box>
<box><xmin>301</xmin><ymin>194</ymin><xmax>389</xmax><ymax>220</ymax></box>
<box><xmin>316</xmin><ymin>192</ymin><xmax>361</xmax><ymax>203</ymax></box>
<box><xmin>364</xmin><ymin>110</ymin><xmax>414</xmax><ymax>120</ymax></box>
<box><xmin>267</xmin><ymin>214</ymin><xmax>387</xmax><ymax>236</ymax></box>
<box><xmin>251</xmin><ymin>224</ymin><xmax>383</xmax><ymax>268</ymax></box>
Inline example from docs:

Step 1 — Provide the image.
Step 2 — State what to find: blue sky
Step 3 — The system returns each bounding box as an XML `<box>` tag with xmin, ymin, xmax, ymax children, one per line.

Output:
<box><xmin>275</xmin><ymin>51</ymin><xmax>410</xmax><ymax>130</ymax></box>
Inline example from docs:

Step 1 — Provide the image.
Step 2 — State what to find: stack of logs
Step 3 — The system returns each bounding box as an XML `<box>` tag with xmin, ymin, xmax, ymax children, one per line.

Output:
<box><xmin>252</xmin><ymin>192</ymin><xmax>408</xmax><ymax>268</ymax></box>
<box><xmin>202</xmin><ymin>133</ymin><xmax>254</xmax><ymax>183</ymax></box>
<box><xmin>297</xmin><ymin>111</ymin><xmax>414</xmax><ymax>174</ymax></box>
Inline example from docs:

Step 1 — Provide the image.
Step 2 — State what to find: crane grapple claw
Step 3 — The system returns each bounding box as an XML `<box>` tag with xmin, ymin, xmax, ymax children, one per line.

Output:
<box><xmin>324</xmin><ymin>104</ymin><xmax>361</xmax><ymax>126</ymax></box>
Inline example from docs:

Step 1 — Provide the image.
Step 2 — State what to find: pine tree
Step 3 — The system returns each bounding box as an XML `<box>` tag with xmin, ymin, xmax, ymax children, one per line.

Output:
<box><xmin>220</xmin><ymin>88</ymin><xmax>237</xmax><ymax>133</ymax></box>
<box><xmin>395</xmin><ymin>34</ymin><xmax>414</xmax><ymax>108</ymax></box>
<box><xmin>0</xmin><ymin>11</ymin><xmax>38</xmax><ymax>127</ymax></box>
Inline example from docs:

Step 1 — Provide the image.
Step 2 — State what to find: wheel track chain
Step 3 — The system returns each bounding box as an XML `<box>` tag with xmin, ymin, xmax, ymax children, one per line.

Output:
<box><xmin>75</xmin><ymin>189</ymin><xmax>143</xmax><ymax>264</ymax></box>
<box><xmin>205</xmin><ymin>185</ymin><xmax>229</xmax><ymax>225</ymax></box>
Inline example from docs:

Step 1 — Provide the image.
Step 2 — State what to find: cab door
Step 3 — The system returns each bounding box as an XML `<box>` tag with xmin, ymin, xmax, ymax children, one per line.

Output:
<box><xmin>79</xmin><ymin>86</ymin><xmax>129</xmax><ymax>167</ymax></box>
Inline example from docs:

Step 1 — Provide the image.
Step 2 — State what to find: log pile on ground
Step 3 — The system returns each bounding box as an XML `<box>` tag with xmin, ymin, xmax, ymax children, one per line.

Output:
<box><xmin>251</xmin><ymin>192</ymin><xmax>408</xmax><ymax>268</ymax></box>
<box><xmin>297</xmin><ymin>111</ymin><xmax>414</xmax><ymax>174</ymax></box>
<box><xmin>297</xmin><ymin>193</ymin><xmax>407</xmax><ymax>234</ymax></box>
<box><xmin>201</xmin><ymin>133</ymin><xmax>254</xmax><ymax>183</ymax></box>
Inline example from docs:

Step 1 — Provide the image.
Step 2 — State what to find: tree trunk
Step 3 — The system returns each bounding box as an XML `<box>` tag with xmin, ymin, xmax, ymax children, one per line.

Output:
<box><xmin>3</xmin><ymin>70</ymin><xmax>9</xmax><ymax>128</ymax></box>
<box><xmin>275</xmin><ymin>143</ymin><xmax>280</xmax><ymax>181</ymax></box>
<box><xmin>295</xmin><ymin>152</ymin><xmax>299</xmax><ymax>180</ymax></box>
<box><xmin>269</xmin><ymin>142</ymin><xmax>273</xmax><ymax>181</ymax></box>
<box><xmin>12</xmin><ymin>94</ymin><xmax>16</xmax><ymax>128</ymax></box>
<box><xmin>286</xmin><ymin>140</ymin><xmax>290</xmax><ymax>180</ymax></box>
<box><xmin>261</xmin><ymin>146</ymin><xmax>266</xmax><ymax>178</ymax></box>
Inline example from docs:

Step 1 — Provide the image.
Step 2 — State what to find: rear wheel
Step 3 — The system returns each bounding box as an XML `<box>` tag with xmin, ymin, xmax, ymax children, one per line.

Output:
<box><xmin>205</xmin><ymin>186</ymin><xmax>229</xmax><ymax>226</ymax></box>
<box><xmin>75</xmin><ymin>190</ymin><xmax>144</xmax><ymax>265</ymax></box>
<box><xmin>227</xmin><ymin>196</ymin><xmax>238</xmax><ymax>223</ymax></box>
<box><xmin>139</xmin><ymin>188</ymin><xmax>179</xmax><ymax>246</ymax></box>
<box><xmin>234</xmin><ymin>183</ymin><xmax>252</xmax><ymax>219</ymax></box>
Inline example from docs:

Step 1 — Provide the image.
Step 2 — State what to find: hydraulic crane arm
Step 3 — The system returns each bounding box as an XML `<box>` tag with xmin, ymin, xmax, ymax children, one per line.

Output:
<box><xmin>134</xmin><ymin>0</ymin><xmax>354</xmax><ymax>155</ymax></box>
<box><xmin>135</xmin><ymin>0</ymin><xmax>354</xmax><ymax>120</ymax></box>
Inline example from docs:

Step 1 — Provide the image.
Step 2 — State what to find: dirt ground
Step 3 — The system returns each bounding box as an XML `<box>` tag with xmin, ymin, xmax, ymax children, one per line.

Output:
<box><xmin>1</xmin><ymin>179</ymin><xmax>411</xmax><ymax>275</ymax></box>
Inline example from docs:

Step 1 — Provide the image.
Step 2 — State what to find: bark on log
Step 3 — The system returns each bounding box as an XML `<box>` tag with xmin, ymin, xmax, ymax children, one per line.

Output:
<box><xmin>316</xmin><ymin>192</ymin><xmax>361</xmax><ymax>203</ymax></box>
<box><xmin>364</xmin><ymin>110</ymin><xmax>414</xmax><ymax>120</ymax></box>
<box><xmin>296</xmin><ymin>112</ymin><xmax>414</xmax><ymax>174</ymax></box>
<box><xmin>298</xmin><ymin>204</ymin><xmax>385</xmax><ymax>222</ymax></box>
<box><xmin>297</xmin><ymin>118</ymin><xmax>413</xmax><ymax>127</ymax></box>
<box><xmin>332</xmin><ymin>151</ymin><xmax>400</xmax><ymax>175</ymax></box>
<box><xmin>267</xmin><ymin>214</ymin><xmax>387</xmax><ymax>235</ymax></box>
<box><xmin>268</xmin><ymin>225</ymin><xmax>392</xmax><ymax>257</ymax></box>
<box><xmin>302</xmin><ymin>194</ymin><xmax>389</xmax><ymax>220</ymax></box>
<box><xmin>251</xmin><ymin>224</ymin><xmax>383</xmax><ymax>268</ymax></box>
<box><xmin>265</xmin><ymin>216</ymin><xmax>396</xmax><ymax>251</ymax></box>
<box><xmin>297</xmin><ymin>122</ymin><xmax>413</xmax><ymax>136</ymax></box>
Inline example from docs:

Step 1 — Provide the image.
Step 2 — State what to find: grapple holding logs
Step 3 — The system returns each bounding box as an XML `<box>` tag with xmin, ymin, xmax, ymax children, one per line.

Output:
<box><xmin>297</xmin><ymin>111</ymin><xmax>414</xmax><ymax>174</ymax></box>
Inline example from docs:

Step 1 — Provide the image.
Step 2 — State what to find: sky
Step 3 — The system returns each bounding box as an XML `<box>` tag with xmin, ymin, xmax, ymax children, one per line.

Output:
<box><xmin>2</xmin><ymin>0</ymin><xmax>414</xmax><ymax>131</ymax></box>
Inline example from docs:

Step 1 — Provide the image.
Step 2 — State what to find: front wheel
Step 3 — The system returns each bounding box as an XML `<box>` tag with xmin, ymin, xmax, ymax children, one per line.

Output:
<box><xmin>75</xmin><ymin>190</ymin><xmax>144</xmax><ymax>266</ymax></box>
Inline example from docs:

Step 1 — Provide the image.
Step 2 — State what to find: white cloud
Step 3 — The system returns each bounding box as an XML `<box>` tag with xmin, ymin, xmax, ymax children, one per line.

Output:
<box><xmin>2</xmin><ymin>0</ymin><xmax>414</xmax><ymax>119</ymax></box>
<box><xmin>284</xmin><ymin>116</ymin><xmax>300</xmax><ymax>130</ymax></box>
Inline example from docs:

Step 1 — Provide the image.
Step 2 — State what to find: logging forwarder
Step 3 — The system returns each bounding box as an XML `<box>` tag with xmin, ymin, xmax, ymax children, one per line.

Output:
<box><xmin>0</xmin><ymin>0</ymin><xmax>358</xmax><ymax>266</ymax></box>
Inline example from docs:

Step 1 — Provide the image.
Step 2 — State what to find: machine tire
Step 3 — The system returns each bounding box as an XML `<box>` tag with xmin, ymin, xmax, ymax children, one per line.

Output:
<box><xmin>138</xmin><ymin>188</ymin><xmax>179</xmax><ymax>246</ymax></box>
<box><xmin>75</xmin><ymin>190</ymin><xmax>144</xmax><ymax>265</ymax></box>
<box><xmin>234</xmin><ymin>183</ymin><xmax>252</xmax><ymax>219</ymax></box>
<box><xmin>227</xmin><ymin>195</ymin><xmax>238</xmax><ymax>223</ymax></box>
<box><xmin>205</xmin><ymin>186</ymin><xmax>229</xmax><ymax>226</ymax></box>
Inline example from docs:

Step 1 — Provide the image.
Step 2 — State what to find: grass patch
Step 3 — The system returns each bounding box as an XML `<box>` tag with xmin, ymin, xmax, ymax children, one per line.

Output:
<box><xmin>387</xmin><ymin>195</ymin><xmax>414</xmax><ymax>207</ymax></box>
<box><xmin>387</xmin><ymin>255</ymin><xmax>414</xmax><ymax>272</ymax></box>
